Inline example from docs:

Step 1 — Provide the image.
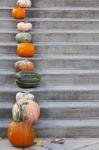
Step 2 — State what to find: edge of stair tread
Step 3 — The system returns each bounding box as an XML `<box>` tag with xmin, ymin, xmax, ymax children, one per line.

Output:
<box><xmin>1</xmin><ymin>54</ymin><xmax>99</xmax><ymax>60</ymax></box>
<box><xmin>1</xmin><ymin>69</ymin><xmax>99</xmax><ymax>75</ymax></box>
<box><xmin>1</xmin><ymin>84</ymin><xmax>99</xmax><ymax>92</ymax></box>
<box><xmin>2</xmin><ymin>101</ymin><xmax>99</xmax><ymax>109</ymax></box>
<box><xmin>2</xmin><ymin>29</ymin><xmax>99</xmax><ymax>34</ymax></box>
<box><xmin>2</xmin><ymin>6</ymin><xmax>99</xmax><ymax>10</ymax></box>
<box><xmin>2</xmin><ymin>118</ymin><xmax>99</xmax><ymax>128</ymax></box>
<box><xmin>1</xmin><ymin>41</ymin><xmax>99</xmax><ymax>46</ymax></box>
<box><xmin>2</xmin><ymin>18</ymin><xmax>99</xmax><ymax>22</ymax></box>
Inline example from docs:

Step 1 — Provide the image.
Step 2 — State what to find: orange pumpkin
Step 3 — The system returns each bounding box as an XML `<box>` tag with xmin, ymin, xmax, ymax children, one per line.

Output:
<box><xmin>17</xmin><ymin>43</ymin><xmax>36</xmax><ymax>57</ymax></box>
<box><xmin>15</xmin><ymin>59</ymin><xmax>35</xmax><ymax>72</ymax></box>
<box><xmin>12</xmin><ymin>7</ymin><xmax>26</xmax><ymax>19</ymax></box>
<box><xmin>8</xmin><ymin>121</ymin><xmax>35</xmax><ymax>148</ymax></box>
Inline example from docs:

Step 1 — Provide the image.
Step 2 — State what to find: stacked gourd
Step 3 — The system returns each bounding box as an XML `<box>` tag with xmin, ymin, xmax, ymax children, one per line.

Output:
<box><xmin>12</xmin><ymin>0</ymin><xmax>40</xmax><ymax>88</ymax></box>
<box><xmin>8</xmin><ymin>92</ymin><xmax>40</xmax><ymax>147</ymax></box>
<box><xmin>7</xmin><ymin>0</ymin><xmax>41</xmax><ymax>148</ymax></box>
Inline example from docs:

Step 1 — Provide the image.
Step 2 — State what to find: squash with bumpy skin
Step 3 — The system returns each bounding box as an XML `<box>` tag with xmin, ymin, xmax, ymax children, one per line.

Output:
<box><xmin>16</xmin><ymin>32</ymin><xmax>32</xmax><ymax>43</ymax></box>
<box><xmin>8</xmin><ymin>121</ymin><xmax>35</xmax><ymax>148</ymax></box>
<box><xmin>17</xmin><ymin>43</ymin><xmax>36</xmax><ymax>57</ymax></box>
<box><xmin>17</xmin><ymin>0</ymin><xmax>32</xmax><ymax>8</ymax></box>
<box><xmin>16</xmin><ymin>92</ymin><xmax>34</xmax><ymax>104</ymax></box>
<box><xmin>17</xmin><ymin>22</ymin><xmax>32</xmax><ymax>32</ymax></box>
<box><xmin>12</xmin><ymin>7</ymin><xmax>26</xmax><ymax>19</ymax></box>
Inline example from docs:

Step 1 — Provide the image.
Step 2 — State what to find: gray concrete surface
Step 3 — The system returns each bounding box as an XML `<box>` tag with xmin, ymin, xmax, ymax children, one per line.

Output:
<box><xmin>1</xmin><ymin>138</ymin><xmax>99</xmax><ymax>150</ymax></box>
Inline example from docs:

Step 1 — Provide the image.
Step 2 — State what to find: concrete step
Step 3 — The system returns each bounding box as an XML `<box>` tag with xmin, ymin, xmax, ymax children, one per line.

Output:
<box><xmin>1</xmin><ymin>84</ymin><xmax>99</xmax><ymax>102</ymax></box>
<box><xmin>2</xmin><ymin>69</ymin><xmax>99</xmax><ymax>85</ymax></box>
<box><xmin>2</xmin><ymin>18</ymin><xmax>99</xmax><ymax>30</ymax></box>
<box><xmin>2</xmin><ymin>118</ymin><xmax>99</xmax><ymax>137</ymax></box>
<box><xmin>1</xmin><ymin>54</ymin><xmax>99</xmax><ymax>70</ymax></box>
<box><xmin>2</xmin><ymin>101</ymin><xmax>99</xmax><ymax>119</ymax></box>
<box><xmin>2</xmin><ymin>30</ymin><xmax>99</xmax><ymax>42</ymax></box>
<box><xmin>0</xmin><ymin>42</ymin><xmax>99</xmax><ymax>55</ymax></box>
<box><xmin>1</xmin><ymin>7</ymin><xmax>99</xmax><ymax>18</ymax></box>
<box><xmin>0</xmin><ymin>0</ymin><xmax>99</xmax><ymax>7</ymax></box>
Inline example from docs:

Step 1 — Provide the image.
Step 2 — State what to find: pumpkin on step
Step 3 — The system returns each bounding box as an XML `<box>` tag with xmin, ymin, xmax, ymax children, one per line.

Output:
<box><xmin>17</xmin><ymin>43</ymin><xmax>36</xmax><ymax>57</ymax></box>
<box><xmin>15</xmin><ymin>71</ymin><xmax>40</xmax><ymax>88</ymax></box>
<box><xmin>12</xmin><ymin>7</ymin><xmax>26</xmax><ymax>19</ymax></box>
<box><xmin>16</xmin><ymin>92</ymin><xmax>34</xmax><ymax>103</ymax></box>
<box><xmin>16</xmin><ymin>32</ymin><xmax>32</xmax><ymax>43</ymax></box>
<box><xmin>17</xmin><ymin>22</ymin><xmax>32</xmax><ymax>32</ymax></box>
<box><xmin>15</xmin><ymin>59</ymin><xmax>35</xmax><ymax>72</ymax></box>
<box><xmin>8</xmin><ymin>121</ymin><xmax>35</xmax><ymax>148</ymax></box>
<box><xmin>12</xmin><ymin>100</ymin><xmax>40</xmax><ymax>123</ymax></box>
<box><xmin>17</xmin><ymin>0</ymin><xmax>32</xmax><ymax>8</ymax></box>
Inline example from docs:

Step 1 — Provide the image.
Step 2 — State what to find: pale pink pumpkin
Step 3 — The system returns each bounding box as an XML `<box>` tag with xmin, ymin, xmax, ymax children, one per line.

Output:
<box><xmin>24</xmin><ymin>100</ymin><xmax>40</xmax><ymax>123</ymax></box>
<box><xmin>17</xmin><ymin>0</ymin><xmax>31</xmax><ymax>8</ymax></box>
<box><xmin>17</xmin><ymin>22</ymin><xmax>32</xmax><ymax>32</ymax></box>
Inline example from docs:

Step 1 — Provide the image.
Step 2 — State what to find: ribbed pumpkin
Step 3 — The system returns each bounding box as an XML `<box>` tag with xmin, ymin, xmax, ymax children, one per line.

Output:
<box><xmin>16</xmin><ymin>71</ymin><xmax>40</xmax><ymax>88</ymax></box>
<box><xmin>12</xmin><ymin>100</ymin><xmax>40</xmax><ymax>123</ymax></box>
<box><xmin>16</xmin><ymin>32</ymin><xmax>32</xmax><ymax>43</ymax></box>
<box><xmin>12</xmin><ymin>7</ymin><xmax>26</xmax><ymax>19</ymax></box>
<box><xmin>8</xmin><ymin>121</ymin><xmax>35</xmax><ymax>148</ymax></box>
<box><xmin>17</xmin><ymin>43</ymin><xmax>36</xmax><ymax>57</ymax></box>
<box><xmin>17</xmin><ymin>22</ymin><xmax>32</xmax><ymax>32</ymax></box>
<box><xmin>15</xmin><ymin>59</ymin><xmax>35</xmax><ymax>72</ymax></box>
<box><xmin>17</xmin><ymin>0</ymin><xmax>32</xmax><ymax>8</ymax></box>
<box><xmin>16</xmin><ymin>92</ymin><xmax>34</xmax><ymax>103</ymax></box>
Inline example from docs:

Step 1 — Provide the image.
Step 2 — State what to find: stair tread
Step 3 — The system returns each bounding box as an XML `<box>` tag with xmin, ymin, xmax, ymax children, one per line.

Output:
<box><xmin>2</xmin><ymin>29</ymin><xmax>99</xmax><ymax>33</ymax></box>
<box><xmin>2</xmin><ymin>118</ymin><xmax>99</xmax><ymax>128</ymax></box>
<box><xmin>1</xmin><ymin>84</ymin><xmax>99</xmax><ymax>92</ymax></box>
<box><xmin>1</xmin><ymin>41</ymin><xmax>99</xmax><ymax>46</ymax></box>
<box><xmin>2</xmin><ymin>101</ymin><xmax>99</xmax><ymax>109</ymax></box>
<box><xmin>2</xmin><ymin>6</ymin><xmax>99</xmax><ymax>10</ymax></box>
<box><xmin>2</xmin><ymin>18</ymin><xmax>99</xmax><ymax>22</ymax></box>
<box><xmin>1</xmin><ymin>54</ymin><xmax>99</xmax><ymax>60</ymax></box>
<box><xmin>1</xmin><ymin>69</ymin><xmax>99</xmax><ymax>75</ymax></box>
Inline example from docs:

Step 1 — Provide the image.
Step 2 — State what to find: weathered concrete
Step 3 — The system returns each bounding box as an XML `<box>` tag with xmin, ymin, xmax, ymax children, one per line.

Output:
<box><xmin>1</xmin><ymin>138</ymin><xmax>99</xmax><ymax>150</ymax></box>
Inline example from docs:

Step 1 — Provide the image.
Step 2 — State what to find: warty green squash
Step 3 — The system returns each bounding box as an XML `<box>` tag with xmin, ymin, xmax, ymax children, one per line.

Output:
<box><xmin>16</xmin><ymin>32</ymin><xmax>32</xmax><ymax>43</ymax></box>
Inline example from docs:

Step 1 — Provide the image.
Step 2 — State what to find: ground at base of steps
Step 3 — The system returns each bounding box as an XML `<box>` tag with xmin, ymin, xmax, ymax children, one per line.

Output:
<box><xmin>1</xmin><ymin>138</ymin><xmax>99</xmax><ymax>150</ymax></box>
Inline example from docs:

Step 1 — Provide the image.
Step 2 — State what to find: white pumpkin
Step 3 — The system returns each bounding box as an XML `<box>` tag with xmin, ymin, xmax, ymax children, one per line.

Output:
<box><xmin>17</xmin><ymin>0</ymin><xmax>31</xmax><ymax>8</ymax></box>
<box><xmin>17</xmin><ymin>22</ymin><xmax>32</xmax><ymax>32</ymax></box>
<box><xmin>16</xmin><ymin>92</ymin><xmax>34</xmax><ymax>104</ymax></box>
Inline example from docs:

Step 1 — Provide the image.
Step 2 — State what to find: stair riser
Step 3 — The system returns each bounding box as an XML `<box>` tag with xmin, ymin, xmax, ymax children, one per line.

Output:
<box><xmin>2</xmin><ymin>74</ymin><xmax>99</xmax><ymax>85</ymax></box>
<box><xmin>1</xmin><ymin>9</ymin><xmax>99</xmax><ymax>18</ymax></box>
<box><xmin>2</xmin><ymin>20</ymin><xmax>99</xmax><ymax>30</ymax></box>
<box><xmin>1</xmin><ymin>107</ymin><xmax>99</xmax><ymax>119</ymax></box>
<box><xmin>0</xmin><ymin>45</ymin><xmax>99</xmax><ymax>55</ymax></box>
<box><xmin>0</xmin><ymin>0</ymin><xmax>99</xmax><ymax>7</ymax></box>
<box><xmin>2</xmin><ymin>32</ymin><xmax>99</xmax><ymax>42</ymax></box>
<box><xmin>1</xmin><ymin>59</ymin><xmax>99</xmax><ymax>69</ymax></box>
<box><xmin>1</xmin><ymin>127</ymin><xmax>99</xmax><ymax>138</ymax></box>
<box><xmin>1</xmin><ymin>91</ymin><xmax>99</xmax><ymax>102</ymax></box>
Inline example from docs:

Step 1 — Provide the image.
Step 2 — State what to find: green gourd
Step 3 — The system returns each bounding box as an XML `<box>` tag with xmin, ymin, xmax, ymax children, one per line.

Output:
<box><xmin>16</xmin><ymin>71</ymin><xmax>40</xmax><ymax>88</ymax></box>
<box><xmin>12</xmin><ymin>104</ymin><xmax>25</xmax><ymax>122</ymax></box>
<box><xmin>16</xmin><ymin>32</ymin><xmax>32</xmax><ymax>43</ymax></box>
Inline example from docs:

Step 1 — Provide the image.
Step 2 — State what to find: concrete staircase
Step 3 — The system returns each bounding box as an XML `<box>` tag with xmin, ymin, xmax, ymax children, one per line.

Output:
<box><xmin>1</xmin><ymin>0</ymin><xmax>99</xmax><ymax>138</ymax></box>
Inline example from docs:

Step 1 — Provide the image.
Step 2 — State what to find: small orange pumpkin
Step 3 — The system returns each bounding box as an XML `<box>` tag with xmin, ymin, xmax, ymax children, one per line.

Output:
<box><xmin>17</xmin><ymin>43</ymin><xmax>36</xmax><ymax>57</ymax></box>
<box><xmin>12</xmin><ymin>7</ymin><xmax>26</xmax><ymax>19</ymax></box>
<box><xmin>15</xmin><ymin>59</ymin><xmax>35</xmax><ymax>72</ymax></box>
<box><xmin>8</xmin><ymin>121</ymin><xmax>35</xmax><ymax>148</ymax></box>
